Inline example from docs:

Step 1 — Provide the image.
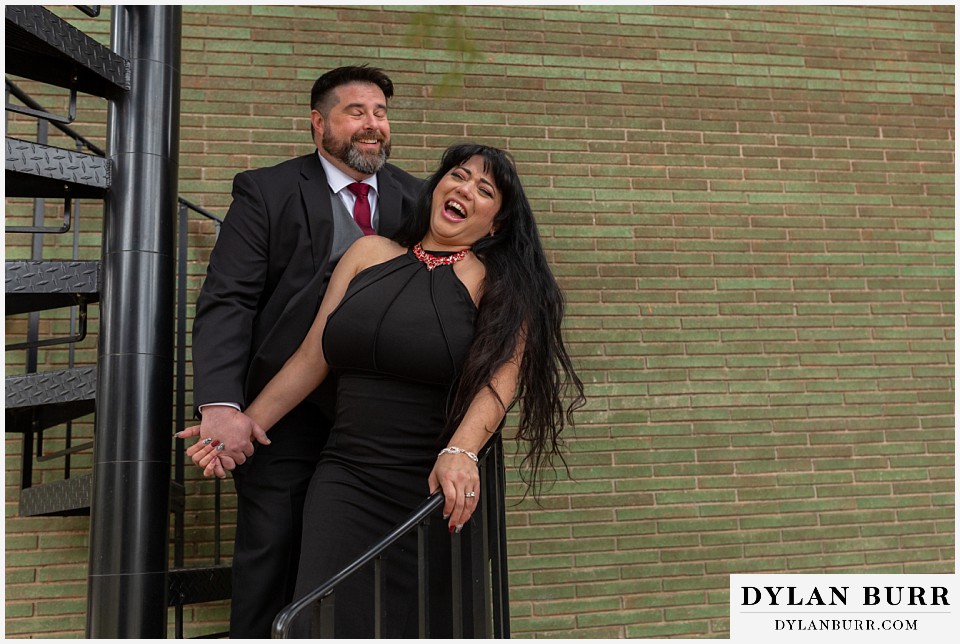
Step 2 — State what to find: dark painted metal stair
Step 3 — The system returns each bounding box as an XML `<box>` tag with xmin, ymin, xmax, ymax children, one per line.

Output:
<box><xmin>6</xmin><ymin>365</ymin><xmax>97</xmax><ymax>433</ymax></box>
<box><xmin>5</xmin><ymin>5</ymin><xmax>130</xmax><ymax>99</ymax></box>
<box><xmin>19</xmin><ymin>473</ymin><xmax>92</xmax><ymax>517</ymax></box>
<box><xmin>6</xmin><ymin>260</ymin><xmax>100</xmax><ymax>315</ymax></box>
<box><xmin>20</xmin><ymin>477</ymin><xmax>186</xmax><ymax>519</ymax></box>
<box><xmin>168</xmin><ymin>566</ymin><xmax>233</xmax><ymax>607</ymax></box>
<box><xmin>18</xmin><ymin>474</ymin><xmax>230</xmax><ymax>614</ymax></box>
<box><xmin>6</xmin><ymin>6</ymin><xmax>232</xmax><ymax>630</ymax></box>
<box><xmin>4</xmin><ymin>2</ymin><xmax>109</xmax><ymax>528</ymax></box>
<box><xmin>20</xmin><ymin>473</ymin><xmax>233</xmax><ymax>607</ymax></box>
<box><xmin>6</xmin><ymin>137</ymin><xmax>110</xmax><ymax>199</ymax></box>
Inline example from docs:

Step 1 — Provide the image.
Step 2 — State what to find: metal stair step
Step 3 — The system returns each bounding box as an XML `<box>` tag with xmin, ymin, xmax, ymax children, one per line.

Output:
<box><xmin>20</xmin><ymin>473</ymin><xmax>92</xmax><ymax>517</ymax></box>
<box><xmin>5</xmin><ymin>366</ymin><xmax>97</xmax><ymax>433</ymax></box>
<box><xmin>169</xmin><ymin>480</ymin><xmax>185</xmax><ymax>513</ymax></box>
<box><xmin>19</xmin><ymin>477</ymin><xmax>193</xmax><ymax>518</ymax></box>
<box><xmin>6</xmin><ymin>260</ymin><xmax>100</xmax><ymax>315</ymax></box>
<box><xmin>5</xmin><ymin>5</ymin><xmax>129</xmax><ymax>99</ymax></box>
<box><xmin>6</xmin><ymin>137</ymin><xmax>109</xmax><ymax>199</ymax></box>
<box><xmin>168</xmin><ymin>565</ymin><xmax>233</xmax><ymax>607</ymax></box>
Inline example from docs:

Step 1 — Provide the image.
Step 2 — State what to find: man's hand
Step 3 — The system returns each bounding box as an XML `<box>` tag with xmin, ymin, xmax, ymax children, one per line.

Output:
<box><xmin>179</xmin><ymin>406</ymin><xmax>270</xmax><ymax>478</ymax></box>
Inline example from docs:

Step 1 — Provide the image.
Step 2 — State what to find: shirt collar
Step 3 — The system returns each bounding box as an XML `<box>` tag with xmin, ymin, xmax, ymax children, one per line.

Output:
<box><xmin>317</xmin><ymin>151</ymin><xmax>378</xmax><ymax>195</ymax></box>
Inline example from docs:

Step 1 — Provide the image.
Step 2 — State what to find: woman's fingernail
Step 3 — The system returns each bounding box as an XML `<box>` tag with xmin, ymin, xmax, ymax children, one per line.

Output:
<box><xmin>202</xmin><ymin>437</ymin><xmax>213</xmax><ymax>446</ymax></box>
<box><xmin>210</xmin><ymin>440</ymin><xmax>221</xmax><ymax>448</ymax></box>
<box><xmin>455</xmin><ymin>525</ymin><xmax>463</xmax><ymax>534</ymax></box>
<box><xmin>448</xmin><ymin>524</ymin><xmax>455</xmax><ymax>534</ymax></box>
<box><xmin>443</xmin><ymin>514</ymin><xmax>450</xmax><ymax>520</ymax></box>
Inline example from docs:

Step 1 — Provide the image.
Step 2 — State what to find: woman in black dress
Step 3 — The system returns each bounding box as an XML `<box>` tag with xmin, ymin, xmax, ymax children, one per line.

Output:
<box><xmin>189</xmin><ymin>143</ymin><xmax>584</xmax><ymax>637</ymax></box>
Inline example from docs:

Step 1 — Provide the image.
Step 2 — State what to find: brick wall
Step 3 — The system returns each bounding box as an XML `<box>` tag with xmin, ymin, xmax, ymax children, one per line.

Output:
<box><xmin>5</xmin><ymin>5</ymin><xmax>954</xmax><ymax>638</ymax></box>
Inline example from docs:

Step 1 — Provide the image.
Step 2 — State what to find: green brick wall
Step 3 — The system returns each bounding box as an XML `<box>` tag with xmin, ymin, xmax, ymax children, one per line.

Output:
<box><xmin>5</xmin><ymin>5</ymin><xmax>954</xmax><ymax>638</ymax></box>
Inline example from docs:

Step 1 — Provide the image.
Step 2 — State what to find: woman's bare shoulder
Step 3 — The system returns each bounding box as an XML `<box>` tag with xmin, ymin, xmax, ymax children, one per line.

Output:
<box><xmin>344</xmin><ymin>235</ymin><xmax>407</xmax><ymax>271</ymax></box>
<box><xmin>455</xmin><ymin>252</ymin><xmax>488</xmax><ymax>306</ymax></box>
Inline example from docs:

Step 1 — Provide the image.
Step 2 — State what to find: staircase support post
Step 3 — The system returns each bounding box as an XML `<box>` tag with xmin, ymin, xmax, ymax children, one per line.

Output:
<box><xmin>86</xmin><ymin>6</ymin><xmax>182</xmax><ymax>637</ymax></box>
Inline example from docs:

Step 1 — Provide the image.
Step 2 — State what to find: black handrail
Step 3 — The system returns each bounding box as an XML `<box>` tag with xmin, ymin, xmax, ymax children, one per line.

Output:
<box><xmin>178</xmin><ymin>195</ymin><xmax>223</xmax><ymax>225</ymax></box>
<box><xmin>272</xmin><ymin>438</ymin><xmax>510</xmax><ymax>638</ymax></box>
<box><xmin>272</xmin><ymin>493</ymin><xmax>445</xmax><ymax>637</ymax></box>
<box><xmin>5</xmin><ymin>78</ymin><xmax>105</xmax><ymax>156</ymax></box>
<box><xmin>6</xmin><ymin>80</ymin><xmax>97</xmax><ymax>238</ymax></box>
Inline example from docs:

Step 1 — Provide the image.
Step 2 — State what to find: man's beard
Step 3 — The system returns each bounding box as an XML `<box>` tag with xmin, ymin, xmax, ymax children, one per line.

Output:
<box><xmin>322</xmin><ymin>129</ymin><xmax>391</xmax><ymax>175</ymax></box>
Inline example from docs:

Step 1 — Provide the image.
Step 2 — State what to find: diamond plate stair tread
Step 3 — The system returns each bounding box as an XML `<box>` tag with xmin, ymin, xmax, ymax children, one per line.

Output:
<box><xmin>5</xmin><ymin>5</ymin><xmax>129</xmax><ymax>98</ymax></box>
<box><xmin>6</xmin><ymin>138</ymin><xmax>109</xmax><ymax>198</ymax></box>
<box><xmin>6</xmin><ymin>366</ymin><xmax>96</xmax><ymax>408</ymax></box>
<box><xmin>18</xmin><ymin>476</ymin><xmax>191</xmax><ymax>517</ymax></box>
<box><xmin>6</xmin><ymin>399</ymin><xmax>96</xmax><ymax>433</ymax></box>
<box><xmin>6</xmin><ymin>260</ymin><xmax>100</xmax><ymax>315</ymax></box>
<box><xmin>5</xmin><ymin>366</ymin><xmax>96</xmax><ymax>433</ymax></box>
<box><xmin>168</xmin><ymin>565</ymin><xmax>233</xmax><ymax>606</ymax></box>
<box><xmin>20</xmin><ymin>474</ymin><xmax>91</xmax><ymax>517</ymax></box>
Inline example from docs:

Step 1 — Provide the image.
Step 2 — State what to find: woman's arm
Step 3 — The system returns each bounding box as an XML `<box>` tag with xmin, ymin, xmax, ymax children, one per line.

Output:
<box><xmin>188</xmin><ymin>236</ymin><xmax>397</xmax><ymax>476</ymax></box>
<box><xmin>428</xmin><ymin>334</ymin><xmax>524</xmax><ymax>532</ymax></box>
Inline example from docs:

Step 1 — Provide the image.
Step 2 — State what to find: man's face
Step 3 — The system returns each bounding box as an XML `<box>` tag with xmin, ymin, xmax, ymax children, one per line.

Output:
<box><xmin>311</xmin><ymin>82</ymin><xmax>391</xmax><ymax>180</ymax></box>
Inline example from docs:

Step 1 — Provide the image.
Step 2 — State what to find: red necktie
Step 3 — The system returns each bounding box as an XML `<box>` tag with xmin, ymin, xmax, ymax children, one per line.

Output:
<box><xmin>347</xmin><ymin>182</ymin><xmax>375</xmax><ymax>236</ymax></box>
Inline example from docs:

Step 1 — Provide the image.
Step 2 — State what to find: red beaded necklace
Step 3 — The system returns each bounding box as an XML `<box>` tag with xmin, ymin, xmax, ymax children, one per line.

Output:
<box><xmin>413</xmin><ymin>243</ymin><xmax>467</xmax><ymax>271</ymax></box>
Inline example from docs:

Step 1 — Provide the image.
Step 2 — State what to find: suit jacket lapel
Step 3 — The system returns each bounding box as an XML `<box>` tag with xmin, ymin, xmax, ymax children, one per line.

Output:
<box><xmin>376</xmin><ymin>167</ymin><xmax>404</xmax><ymax>237</ymax></box>
<box><xmin>299</xmin><ymin>153</ymin><xmax>334</xmax><ymax>273</ymax></box>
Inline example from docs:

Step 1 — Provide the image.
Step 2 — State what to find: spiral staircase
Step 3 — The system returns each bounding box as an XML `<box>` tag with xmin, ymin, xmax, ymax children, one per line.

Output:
<box><xmin>5</xmin><ymin>5</ymin><xmax>229</xmax><ymax>637</ymax></box>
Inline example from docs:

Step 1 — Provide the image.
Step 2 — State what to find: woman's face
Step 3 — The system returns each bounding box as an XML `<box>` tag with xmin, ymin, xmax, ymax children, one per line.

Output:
<box><xmin>421</xmin><ymin>155</ymin><xmax>503</xmax><ymax>251</ymax></box>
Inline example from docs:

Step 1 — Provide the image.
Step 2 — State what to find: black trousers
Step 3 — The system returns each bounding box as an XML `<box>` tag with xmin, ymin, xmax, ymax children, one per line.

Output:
<box><xmin>228</xmin><ymin>404</ymin><xmax>330</xmax><ymax>639</ymax></box>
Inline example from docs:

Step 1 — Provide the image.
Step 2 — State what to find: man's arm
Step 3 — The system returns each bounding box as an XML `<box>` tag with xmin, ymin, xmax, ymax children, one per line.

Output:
<box><xmin>187</xmin><ymin>236</ymin><xmax>400</xmax><ymax>477</ymax></box>
<box><xmin>191</xmin><ymin>171</ymin><xmax>273</xmax><ymax>468</ymax></box>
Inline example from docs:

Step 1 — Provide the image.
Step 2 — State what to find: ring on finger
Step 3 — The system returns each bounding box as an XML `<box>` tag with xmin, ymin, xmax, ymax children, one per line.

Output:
<box><xmin>464</xmin><ymin>491</ymin><xmax>476</xmax><ymax>498</ymax></box>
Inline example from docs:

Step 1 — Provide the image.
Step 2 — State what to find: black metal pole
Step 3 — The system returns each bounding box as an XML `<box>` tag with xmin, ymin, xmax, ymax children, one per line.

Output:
<box><xmin>174</xmin><ymin>200</ymin><xmax>189</xmax><ymax>638</ymax></box>
<box><xmin>86</xmin><ymin>5</ymin><xmax>181</xmax><ymax>638</ymax></box>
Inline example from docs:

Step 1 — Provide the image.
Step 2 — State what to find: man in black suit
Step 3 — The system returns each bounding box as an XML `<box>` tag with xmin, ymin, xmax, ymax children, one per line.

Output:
<box><xmin>189</xmin><ymin>66</ymin><xmax>423</xmax><ymax>637</ymax></box>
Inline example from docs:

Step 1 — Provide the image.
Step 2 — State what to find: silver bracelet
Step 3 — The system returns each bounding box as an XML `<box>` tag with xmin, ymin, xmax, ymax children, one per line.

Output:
<box><xmin>438</xmin><ymin>446</ymin><xmax>478</xmax><ymax>463</ymax></box>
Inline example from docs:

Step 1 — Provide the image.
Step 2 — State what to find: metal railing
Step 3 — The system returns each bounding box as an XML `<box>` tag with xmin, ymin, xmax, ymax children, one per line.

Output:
<box><xmin>6</xmin><ymin>79</ymin><xmax>91</xmax><ymax>492</ymax></box>
<box><xmin>6</xmin><ymin>79</ymin><xmax>104</xmax><ymax>155</ymax></box>
<box><xmin>172</xmin><ymin>196</ymin><xmax>224</xmax><ymax>639</ymax></box>
<box><xmin>8</xmin><ymin>76</ymin><xmax>230</xmax><ymax>637</ymax></box>
<box><xmin>272</xmin><ymin>438</ymin><xmax>511</xmax><ymax>639</ymax></box>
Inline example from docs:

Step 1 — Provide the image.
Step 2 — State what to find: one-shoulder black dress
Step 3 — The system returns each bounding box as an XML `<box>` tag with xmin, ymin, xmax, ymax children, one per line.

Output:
<box><xmin>290</xmin><ymin>248</ymin><xmax>477</xmax><ymax>638</ymax></box>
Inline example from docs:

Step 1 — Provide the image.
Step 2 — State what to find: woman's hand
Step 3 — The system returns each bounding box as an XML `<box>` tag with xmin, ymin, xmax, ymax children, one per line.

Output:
<box><xmin>179</xmin><ymin>424</ymin><xmax>226</xmax><ymax>478</ymax></box>
<box><xmin>427</xmin><ymin>337</ymin><xmax>521</xmax><ymax>533</ymax></box>
<box><xmin>178</xmin><ymin>409</ymin><xmax>268</xmax><ymax>479</ymax></box>
<box><xmin>428</xmin><ymin>450</ymin><xmax>480</xmax><ymax>533</ymax></box>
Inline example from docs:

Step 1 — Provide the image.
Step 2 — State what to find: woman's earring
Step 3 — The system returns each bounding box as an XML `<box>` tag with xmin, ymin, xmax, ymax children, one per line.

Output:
<box><xmin>489</xmin><ymin>229</ymin><xmax>495</xmax><ymax>237</ymax></box>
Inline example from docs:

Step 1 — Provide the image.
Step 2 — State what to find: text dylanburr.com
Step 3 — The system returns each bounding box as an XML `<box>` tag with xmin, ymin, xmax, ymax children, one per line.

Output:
<box><xmin>729</xmin><ymin>574</ymin><xmax>957</xmax><ymax>642</ymax></box>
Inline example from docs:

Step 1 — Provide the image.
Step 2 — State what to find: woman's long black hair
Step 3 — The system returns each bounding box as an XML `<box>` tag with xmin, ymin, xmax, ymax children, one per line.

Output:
<box><xmin>393</xmin><ymin>143</ymin><xmax>586</xmax><ymax>495</ymax></box>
